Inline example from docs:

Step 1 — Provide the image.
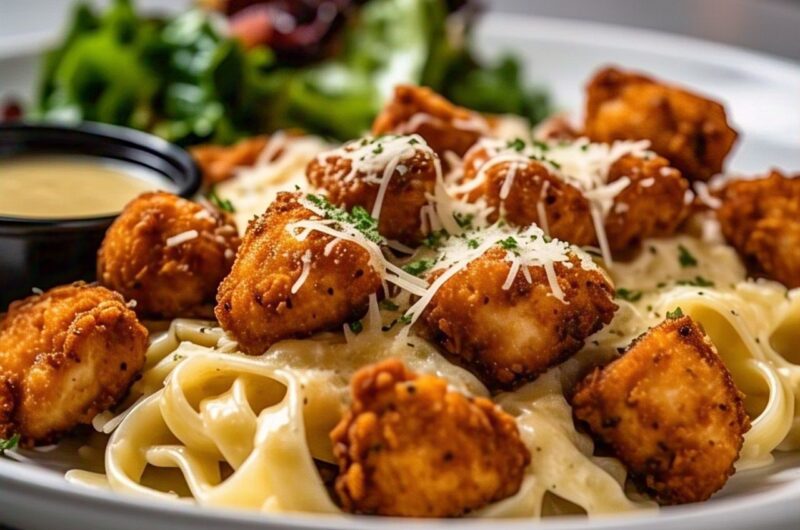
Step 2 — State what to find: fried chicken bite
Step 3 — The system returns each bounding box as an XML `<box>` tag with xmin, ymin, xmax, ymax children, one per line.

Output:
<box><xmin>372</xmin><ymin>85</ymin><xmax>489</xmax><ymax>158</ymax></box>
<box><xmin>97</xmin><ymin>191</ymin><xmax>240</xmax><ymax>319</ymax></box>
<box><xmin>215</xmin><ymin>192</ymin><xmax>382</xmax><ymax>354</ymax></box>
<box><xmin>460</xmin><ymin>144</ymin><xmax>689</xmax><ymax>254</ymax></box>
<box><xmin>419</xmin><ymin>247</ymin><xmax>617</xmax><ymax>390</ymax></box>
<box><xmin>585</xmin><ymin>67</ymin><xmax>738</xmax><ymax>181</ymax></box>
<box><xmin>306</xmin><ymin>135</ymin><xmax>438</xmax><ymax>246</ymax></box>
<box><xmin>716</xmin><ymin>171</ymin><xmax>800</xmax><ymax>288</ymax></box>
<box><xmin>191</xmin><ymin>135</ymin><xmax>269</xmax><ymax>185</ymax></box>
<box><xmin>0</xmin><ymin>283</ymin><xmax>148</xmax><ymax>445</ymax></box>
<box><xmin>604</xmin><ymin>154</ymin><xmax>690</xmax><ymax>252</ymax></box>
<box><xmin>331</xmin><ymin>359</ymin><xmax>530</xmax><ymax>517</ymax></box>
<box><xmin>461</xmin><ymin>146</ymin><xmax>596</xmax><ymax>247</ymax></box>
<box><xmin>572</xmin><ymin>315</ymin><xmax>750</xmax><ymax>505</ymax></box>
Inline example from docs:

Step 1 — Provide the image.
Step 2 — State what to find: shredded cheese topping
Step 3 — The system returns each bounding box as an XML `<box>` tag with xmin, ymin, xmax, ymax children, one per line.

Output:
<box><xmin>315</xmin><ymin>134</ymin><xmax>441</xmax><ymax>222</ymax></box>
<box><xmin>452</xmin><ymin>137</ymin><xmax>655</xmax><ymax>264</ymax></box>
<box><xmin>166</xmin><ymin>230</ymin><xmax>199</xmax><ymax>247</ymax></box>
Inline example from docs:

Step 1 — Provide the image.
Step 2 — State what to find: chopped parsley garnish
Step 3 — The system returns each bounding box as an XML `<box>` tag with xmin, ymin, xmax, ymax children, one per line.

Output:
<box><xmin>306</xmin><ymin>194</ymin><xmax>384</xmax><ymax>244</ymax></box>
<box><xmin>667</xmin><ymin>307</ymin><xmax>685</xmax><ymax>320</ymax></box>
<box><xmin>348</xmin><ymin>320</ymin><xmax>363</xmax><ymax>334</ymax></box>
<box><xmin>677</xmin><ymin>276</ymin><xmax>715</xmax><ymax>287</ymax></box>
<box><xmin>499</xmin><ymin>236</ymin><xmax>519</xmax><ymax>251</ymax></box>
<box><xmin>547</xmin><ymin>159</ymin><xmax>562</xmax><ymax>170</ymax></box>
<box><xmin>408</xmin><ymin>137</ymin><xmax>420</xmax><ymax>145</ymax></box>
<box><xmin>403</xmin><ymin>259</ymin><xmax>433</xmax><ymax>277</ymax></box>
<box><xmin>398</xmin><ymin>314</ymin><xmax>413</xmax><ymax>325</ymax></box>
<box><xmin>422</xmin><ymin>229</ymin><xmax>447</xmax><ymax>249</ymax></box>
<box><xmin>453</xmin><ymin>212</ymin><xmax>474</xmax><ymax>229</ymax></box>
<box><xmin>467</xmin><ymin>238</ymin><xmax>479</xmax><ymax>249</ymax></box>
<box><xmin>0</xmin><ymin>434</ymin><xmax>20</xmax><ymax>453</ymax></box>
<box><xmin>372</xmin><ymin>143</ymin><xmax>384</xmax><ymax>155</ymax></box>
<box><xmin>678</xmin><ymin>245</ymin><xmax>698</xmax><ymax>268</ymax></box>
<box><xmin>615</xmin><ymin>288</ymin><xmax>643</xmax><ymax>302</ymax></box>
<box><xmin>207</xmin><ymin>188</ymin><xmax>235</xmax><ymax>213</ymax></box>
<box><xmin>533</xmin><ymin>140</ymin><xmax>550</xmax><ymax>152</ymax></box>
<box><xmin>379</xmin><ymin>299</ymin><xmax>399</xmax><ymax>311</ymax></box>
<box><xmin>507</xmin><ymin>138</ymin><xmax>526</xmax><ymax>152</ymax></box>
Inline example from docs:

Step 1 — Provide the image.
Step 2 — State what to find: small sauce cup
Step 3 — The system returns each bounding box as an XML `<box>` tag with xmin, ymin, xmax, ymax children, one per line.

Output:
<box><xmin>0</xmin><ymin>122</ymin><xmax>201</xmax><ymax>309</ymax></box>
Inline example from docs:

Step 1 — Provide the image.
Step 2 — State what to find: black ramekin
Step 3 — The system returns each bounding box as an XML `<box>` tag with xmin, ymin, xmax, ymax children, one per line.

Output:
<box><xmin>0</xmin><ymin>122</ymin><xmax>201</xmax><ymax>310</ymax></box>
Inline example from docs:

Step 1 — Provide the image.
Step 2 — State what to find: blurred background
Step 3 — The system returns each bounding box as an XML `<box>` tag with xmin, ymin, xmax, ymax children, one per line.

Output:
<box><xmin>2</xmin><ymin>0</ymin><xmax>800</xmax><ymax>60</ymax></box>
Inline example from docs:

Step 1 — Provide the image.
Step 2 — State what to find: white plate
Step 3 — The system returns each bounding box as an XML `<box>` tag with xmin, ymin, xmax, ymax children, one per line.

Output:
<box><xmin>2</xmin><ymin>12</ymin><xmax>800</xmax><ymax>530</ymax></box>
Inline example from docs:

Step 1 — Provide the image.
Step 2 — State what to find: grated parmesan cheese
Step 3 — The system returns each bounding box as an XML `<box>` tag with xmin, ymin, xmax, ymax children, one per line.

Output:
<box><xmin>450</xmin><ymin>137</ymin><xmax>654</xmax><ymax>265</ymax></box>
<box><xmin>166</xmin><ymin>230</ymin><xmax>199</xmax><ymax>247</ymax></box>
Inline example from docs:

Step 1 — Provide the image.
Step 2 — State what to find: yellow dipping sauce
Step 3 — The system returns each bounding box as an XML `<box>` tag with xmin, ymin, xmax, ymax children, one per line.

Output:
<box><xmin>0</xmin><ymin>155</ymin><xmax>174</xmax><ymax>219</ymax></box>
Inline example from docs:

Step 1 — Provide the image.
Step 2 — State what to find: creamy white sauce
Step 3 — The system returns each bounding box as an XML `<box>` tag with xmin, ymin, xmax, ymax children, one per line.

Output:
<box><xmin>0</xmin><ymin>155</ymin><xmax>172</xmax><ymax>218</ymax></box>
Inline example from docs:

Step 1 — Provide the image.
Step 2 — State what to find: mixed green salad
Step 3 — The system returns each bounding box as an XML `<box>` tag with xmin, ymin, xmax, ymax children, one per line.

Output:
<box><xmin>36</xmin><ymin>0</ymin><xmax>550</xmax><ymax>145</ymax></box>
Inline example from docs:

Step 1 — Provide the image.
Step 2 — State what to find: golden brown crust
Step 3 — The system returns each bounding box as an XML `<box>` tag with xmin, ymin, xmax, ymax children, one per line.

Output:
<box><xmin>419</xmin><ymin>248</ymin><xmax>617</xmax><ymax>390</ymax></box>
<box><xmin>330</xmin><ymin>359</ymin><xmax>530</xmax><ymax>517</ymax></box>
<box><xmin>215</xmin><ymin>192</ymin><xmax>383</xmax><ymax>355</ymax></box>
<box><xmin>0</xmin><ymin>282</ymin><xmax>148</xmax><ymax>445</ymax></box>
<box><xmin>571</xmin><ymin>316</ymin><xmax>750</xmax><ymax>505</ymax></box>
<box><xmin>461</xmin><ymin>148</ymin><xmax>689</xmax><ymax>254</ymax></box>
<box><xmin>372</xmin><ymin>85</ymin><xmax>487</xmax><ymax>158</ymax></box>
<box><xmin>604</xmin><ymin>154</ymin><xmax>690</xmax><ymax>252</ymax></box>
<box><xmin>0</xmin><ymin>375</ymin><xmax>16</xmax><ymax>440</ymax></box>
<box><xmin>461</xmin><ymin>147</ymin><xmax>596</xmax><ymax>247</ymax></box>
<box><xmin>306</xmin><ymin>145</ymin><xmax>437</xmax><ymax>246</ymax></box>
<box><xmin>716</xmin><ymin>171</ymin><xmax>800</xmax><ymax>288</ymax></box>
<box><xmin>97</xmin><ymin>191</ymin><xmax>241</xmax><ymax>319</ymax></box>
<box><xmin>190</xmin><ymin>135</ymin><xmax>270</xmax><ymax>186</ymax></box>
<box><xmin>585</xmin><ymin>67</ymin><xmax>738</xmax><ymax>182</ymax></box>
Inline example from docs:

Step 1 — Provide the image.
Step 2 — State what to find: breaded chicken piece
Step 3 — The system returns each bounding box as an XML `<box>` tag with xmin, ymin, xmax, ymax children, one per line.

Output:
<box><xmin>460</xmin><ymin>148</ymin><xmax>688</xmax><ymax>253</ymax></box>
<box><xmin>372</xmin><ymin>85</ymin><xmax>489</xmax><ymax>158</ymax></box>
<box><xmin>572</xmin><ymin>315</ymin><xmax>750</xmax><ymax>505</ymax></box>
<box><xmin>215</xmin><ymin>192</ymin><xmax>382</xmax><ymax>354</ymax></box>
<box><xmin>461</xmin><ymin>147</ymin><xmax>596</xmax><ymax>247</ymax></box>
<box><xmin>585</xmin><ymin>67</ymin><xmax>738</xmax><ymax>181</ymax></box>
<box><xmin>0</xmin><ymin>283</ymin><xmax>148</xmax><ymax>445</ymax></box>
<box><xmin>604</xmin><ymin>154</ymin><xmax>690</xmax><ymax>252</ymax></box>
<box><xmin>97</xmin><ymin>192</ymin><xmax>240</xmax><ymax>319</ymax></box>
<box><xmin>420</xmin><ymin>248</ymin><xmax>617</xmax><ymax>390</ymax></box>
<box><xmin>191</xmin><ymin>135</ymin><xmax>269</xmax><ymax>185</ymax></box>
<box><xmin>716</xmin><ymin>171</ymin><xmax>800</xmax><ymax>288</ymax></box>
<box><xmin>306</xmin><ymin>136</ymin><xmax>438</xmax><ymax>246</ymax></box>
<box><xmin>331</xmin><ymin>359</ymin><xmax>530</xmax><ymax>517</ymax></box>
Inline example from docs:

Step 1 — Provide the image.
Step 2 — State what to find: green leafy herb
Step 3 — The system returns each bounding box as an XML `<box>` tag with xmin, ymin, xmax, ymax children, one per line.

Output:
<box><xmin>403</xmin><ymin>259</ymin><xmax>433</xmax><ymax>277</ymax></box>
<box><xmin>379</xmin><ymin>299</ymin><xmax>400</xmax><ymax>311</ymax></box>
<box><xmin>348</xmin><ymin>320</ymin><xmax>364</xmax><ymax>334</ymax></box>
<box><xmin>667</xmin><ymin>307</ymin><xmax>685</xmax><ymax>320</ymax></box>
<box><xmin>467</xmin><ymin>238</ymin><xmax>479</xmax><ymax>249</ymax></box>
<box><xmin>372</xmin><ymin>143</ymin><xmax>384</xmax><ymax>155</ymax></box>
<box><xmin>499</xmin><ymin>236</ymin><xmax>518</xmax><ymax>251</ymax></box>
<box><xmin>207</xmin><ymin>188</ymin><xmax>235</xmax><ymax>213</ymax></box>
<box><xmin>306</xmin><ymin>194</ymin><xmax>384</xmax><ymax>244</ymax></box>
<box><xmin>398</xmin><ymin>313</ymin><xmax>413</xmax><ymax>325</ymax></box>
<box><xmin>0</xmin><ymin>434</ymin><xmax>20</xmax><ymax>453</ymax></box>
<box><xmin>453</xmin><ymin>212</ymin><xmax>474</xmax><ymax>230</ymax></box>
<box><xmin>615</xmin><ymin>288</ymin><xmax>643</xmax><ymax>302</ymax></box>
<box><xmin>676</xmin><ymin>276</ymin><xmax>715</xmax><ymax>287</ymax></box>
<box><xmin>678</xmin><ymin>245</ymin><xmax>698</xmax><ymax>268</ymax></box>
<box><xmin>533</xmin><ymin>140</ymin><xmax>549</xmax><ymax>152</ymax></box>
<box><xmin>37</xmin><ymin>0</ymin><xmax>552</xmax><ymax>144</ymax></box>
<box><xmin>506</xmin><ymin>138</ymin><xmax>526</xmax><ymax>152</ymax></box>
<box><xmin>422</xmin><ymin>229</ymin><xmax>447</xmax><ymax>249</ymax></box>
